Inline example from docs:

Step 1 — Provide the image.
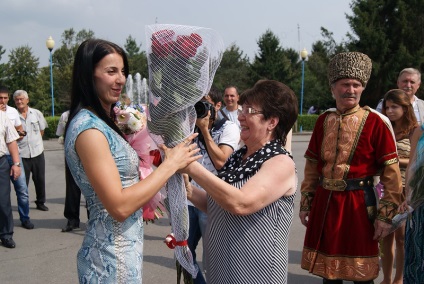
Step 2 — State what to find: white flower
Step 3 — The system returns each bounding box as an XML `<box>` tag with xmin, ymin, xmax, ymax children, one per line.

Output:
<box><xmin>127</xmin><ymin>113</ymin><xmax>143</xmax><ymax>132</ymax></box>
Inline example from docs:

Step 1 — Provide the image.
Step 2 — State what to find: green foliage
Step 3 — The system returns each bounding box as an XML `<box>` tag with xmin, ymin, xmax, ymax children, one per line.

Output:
<box><xmin>31</xmin><ymin>67</ymin><xmax>54</xmax><ymax>116</ymax></box>
<box><xmin>0</xmin><ymin>46</ymin><xmax>5</xmax><ymax>83</ymax></box>
<box><xmin>43</xmin><ymin>116</ymin><xmax>60</xmax><ymax>139</ymax></box>
<box><xmin>347</xmin><ymin>0</ymin><xmax>424</xmax><ymax>106</ymax></box>
<box><xmin>4</xmin><ymin>45</ymin><xmax>39</xmax><ymax>94</ymax></box>
<box><xmin>295</xmin><ymin>114</ymin><xmax>319</xmax><ymax>132</ymax></box>
<box><xmin>250</xmin><ymin>30</ymin><xmax>293</xmax><ymax>83</ymax></box>
<box><xmin>301</xmin><ymin>28</ymin><xmax>346</xmax><ymax>112</ymax></box>
<box><xmin>52</xmin><ymin>28</ymin><xmax>96</xmax><ymax>113</ymax></box>
<box><xmin>125</xmin><ymin>35</ymin><xmax>148</xmax><ymax>79</ymax></box>
<box><xmin>213</xmin><ymin>43</ymin><xmax>251</xmax><ymax>92</ymax></box>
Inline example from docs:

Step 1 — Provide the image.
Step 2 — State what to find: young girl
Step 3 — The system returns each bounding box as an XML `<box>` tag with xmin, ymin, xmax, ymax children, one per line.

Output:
<box><xmin>381</xmin><ymin>89</ymin><xmax>418</xmax><ymax>284</ymax></box>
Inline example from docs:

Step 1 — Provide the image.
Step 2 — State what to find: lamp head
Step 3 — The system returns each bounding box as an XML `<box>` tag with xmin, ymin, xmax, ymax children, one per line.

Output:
<box><xmin>46</xmin><ymin>36</ymin><xmax>55</xmax><ymax>51</ymax></box>
<box><xmin>300</xmin><ymin>48</ymin><xmax>308</xmax><ymax>60</ymax></box>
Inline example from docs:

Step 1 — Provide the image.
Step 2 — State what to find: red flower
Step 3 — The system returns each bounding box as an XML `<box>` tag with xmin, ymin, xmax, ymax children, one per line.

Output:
<box><xmin>151</xmin><ymin>29</ymin><xmax>203</xmax><ymax>60</ymax></box>
<box><xmin>190</xmin><ymin>33</ymin><xmax>202</xmax><ymax>47</ymax></box>
<box><xmin>152</xmin><ymin>29</ymin><xmax>175</xmax><ymax>45</ymax></box>
<box><xmin>152</xmin><ymin>39</ymin><xmax>174</xmax><ymax>58</ymax></box>
<box><xmin>151</xmin><ymin>29</ymin><xmax>176</xmax><ymax>58</ymax></box>
<box><xmin>150</xmin><ymin>149</ymin><xmax>162</xmax><ymax>167</ymax></box>
<box><xmin>173</xmin><ymin>35</ymin><xmax>197</xmax><ymax>59</ymax></box>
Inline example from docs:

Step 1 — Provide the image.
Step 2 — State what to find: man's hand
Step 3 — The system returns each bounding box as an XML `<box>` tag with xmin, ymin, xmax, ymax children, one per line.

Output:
<box><xmin>0</xmin><ymin>104</ymin><xmax>6</xmax><ymax>111</ymax></box>
<box><xmin>10</xmin><ymin>165</ymin><xmax>21</xmax><ymax>180</ymax></box>
<box><xmin>373</xmin><ymin>219</ymin><xmax>392</xmax><ymax>240</ymax></box>
<box><xmin>299</xmin><ymin>211</ymin><xmax>310</xmax><ymax>227</ymax></box>
<box><xmin>195</xmin><ymin>111</ymin><xmax>211</xmax><ymax>133</ymax></box>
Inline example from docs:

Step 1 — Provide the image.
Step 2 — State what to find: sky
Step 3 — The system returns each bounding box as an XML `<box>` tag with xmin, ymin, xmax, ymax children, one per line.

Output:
<box><xmin>0</xmin><ymin>0</ymin><xmax>353</xmax><ymax>67</ymax></box>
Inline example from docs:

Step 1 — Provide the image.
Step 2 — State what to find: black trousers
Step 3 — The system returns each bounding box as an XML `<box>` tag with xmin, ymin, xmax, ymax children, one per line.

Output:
<box><xmin>0</xmin><ymin>156</ymin><xmax>14</xmax><ymax>238</ymax></box>
<box><xmin>64</xmin><ymin>166</ymin><xmax>82</xmax><ymax>223</ymax></box>
<box><xmin>22</xmin><ymin>152</ymin><xmax>46</xmax><ymax>204</ymax></box>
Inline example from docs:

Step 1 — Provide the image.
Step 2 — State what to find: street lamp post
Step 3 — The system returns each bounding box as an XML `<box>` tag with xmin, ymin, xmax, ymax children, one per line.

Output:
<box><xmin>299</xmin><ymin>48</ymin><xmax>308</xmax><ymax>132</ymax></box>
<box><xmin>46</xmin><ymin>36</ymin><xmax>55</xmax><ymax>117</ymax></box>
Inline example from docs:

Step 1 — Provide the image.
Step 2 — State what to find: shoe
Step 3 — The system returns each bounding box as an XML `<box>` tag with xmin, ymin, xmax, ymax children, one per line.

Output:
<box><xmin>36</xmin><ymin>204</ymin><xmax>49</xmax><ymax>211</ymax></box>
<box><xmin>1</xmin><ymin>238</ymin><xmax>16</xmax><ymax>248</ymax></box>
<box><xmin>21</xmin><ymin>220</ymin><xmax>34</xmax><ymax>230</ymax></box>
<box><xmin>61</xmin><ymin>220</ymin><xmax>79</xmax><ymax>232</ymax></box>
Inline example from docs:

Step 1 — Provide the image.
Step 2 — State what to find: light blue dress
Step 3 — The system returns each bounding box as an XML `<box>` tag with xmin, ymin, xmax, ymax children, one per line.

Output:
<box><xmin>65</xmin><ymin>109</ymin><xmax>143</xmax><ymax>283</ymax></box>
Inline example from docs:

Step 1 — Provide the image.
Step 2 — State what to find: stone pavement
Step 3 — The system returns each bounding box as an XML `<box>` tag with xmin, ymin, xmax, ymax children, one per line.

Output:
<box><xmin>0</xmin><ymin>135</ymin><xmax>384</xmax><ymax>283</ymax></box>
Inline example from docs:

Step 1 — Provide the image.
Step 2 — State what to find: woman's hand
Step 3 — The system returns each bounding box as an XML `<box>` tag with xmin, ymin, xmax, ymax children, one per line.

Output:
<box><xmin>183</xmin><ymin>174</ymin><xmax>192</xmax><ymax>199</ymax></box>
<box><xmin>158</xmin><ymin>133</ymin><xmax>201</xmax><ymax>171</ymax></box>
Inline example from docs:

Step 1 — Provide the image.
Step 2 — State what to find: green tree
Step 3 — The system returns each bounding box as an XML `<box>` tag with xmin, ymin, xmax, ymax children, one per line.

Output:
<box><xmin>4</xmin><ymin>45</ymin><xmax>39</xmax><ymax>95</ymax></box>
<box><xmin>31</xmin><ymin>66</ymin><xmax>53</xmax><ymax>115</ymax></box>
<box><xmin>250</xmin><ymin>30</ymin><xmax>290</xmax><ymax>83</ymax></box>
<box><xmin>305</xmin><ymin>28</ymin><xmax>347</xmax><ymax>111</ymax></box>
<box><xmin>124</xmin><ymin>35</ymin><xmax>148</xmax><ymax>79</ymax></box>
<box><xmin>52</xmin><ymin>28</ymin><xmax>95</xmax><ymax>113</ymax></box>
<box><xmin>346</xmin><ymin>0</ymin><xmax>424</xmax><ymax>106</ymax></box>
<box><xmin>0</xmin><ymin>45</ymin><xmax>6</xmax><ymax>83</ymax></box>
<box><xmin>213</xmin><ymin>43</ymin><xmax>251</xmax><ymax>92</ymax></box>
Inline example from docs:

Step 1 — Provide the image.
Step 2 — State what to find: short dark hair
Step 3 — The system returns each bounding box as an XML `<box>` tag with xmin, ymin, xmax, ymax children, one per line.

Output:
<box><xmin>239</xmin><ymin>80</ymin><xmax>298</xmax><ymax>146</ymax></box>
<box><xmin>207</xmin><ymin>86</ymin><xmax>222</xmax><ymax>105</ymax></box>
<box><xmin>0</xmin><ymin>85</ymin><xmax>9</xmax><ymax>94</ymax></box>
<box><xmin>225</xmin><ymin>85</ymin><xmax>239</xmax><ymax>95</ymax></box>
<box><xmin>67</xmin><ymin>39</ymin><xmax>129</xmax><ymax>138</ymax></box>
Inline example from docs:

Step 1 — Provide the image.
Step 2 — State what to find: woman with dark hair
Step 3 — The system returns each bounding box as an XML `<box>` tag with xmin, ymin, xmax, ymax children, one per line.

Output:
<box><xmin>64</xmin><ymin>39</ymin><xmax>199</xmax><ymax>283</ymax></box>
<box><xmin>381</xmin><ymin>89</ymin><xmax>417</xmax><ymax>284</ymax></box>
<box><xmin>178</xmin><ymin>80</ymin><xmax>298</xmax><ymax>283</ymax></box>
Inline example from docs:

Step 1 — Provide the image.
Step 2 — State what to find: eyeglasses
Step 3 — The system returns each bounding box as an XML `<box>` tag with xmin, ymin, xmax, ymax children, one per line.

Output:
<box><xmin>240</xmin><ymin>106</ymin><xmax>263</xmax><ymax>115</ymax></box>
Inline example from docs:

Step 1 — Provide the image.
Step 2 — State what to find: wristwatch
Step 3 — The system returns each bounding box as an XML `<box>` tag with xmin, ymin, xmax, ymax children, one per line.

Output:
<box><xmin>13</xmin><ymin>162</ymin><xmax>21</xmax><ymax>167</ymax></box>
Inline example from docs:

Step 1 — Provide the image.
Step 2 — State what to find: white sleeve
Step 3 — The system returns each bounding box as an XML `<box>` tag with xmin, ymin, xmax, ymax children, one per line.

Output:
<box><xmin>376</xmin><ymin>100</ymin><xmax>383</xmax><ymax>113</ymax></box>
<box><xmin>56</xmin><ymin>112</ymin><xmax>68</xmax><ymax>136</ymax></box>
<box><xmin>219</xmin><ymin>121</ymin><xmax>240</xmax><ymax>151</ymax></box>
<box><xmin>6</xmin><ymin>107</ymin><xmax>22</xmax><ymax>127</ymax></box>
<box><xmin>36</xmin><ymin>110</ymin><xmax>48</xmax><ymax>130</ymax></box>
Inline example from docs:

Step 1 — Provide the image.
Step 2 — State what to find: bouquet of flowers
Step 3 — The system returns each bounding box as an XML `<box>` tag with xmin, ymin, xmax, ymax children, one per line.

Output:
<box><xmin>114</xmin><ymin>103</ymin><xmax>167</xmax><ymax>223</ymax></box>
<box><xmin>145</xmin><ymin>24</ymin><xmax>224</xmax><ymax>278</ymax></box>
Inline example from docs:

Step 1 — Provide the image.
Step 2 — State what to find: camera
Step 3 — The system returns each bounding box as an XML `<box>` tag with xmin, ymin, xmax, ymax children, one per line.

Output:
<box><xmin>195</xmin><ymin>101</ymin><xmax>216</xmax><ymax>119</ymax></box>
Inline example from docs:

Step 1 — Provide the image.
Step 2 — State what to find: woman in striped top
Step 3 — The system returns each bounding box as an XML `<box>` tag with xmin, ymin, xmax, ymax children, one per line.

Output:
<box><xmin>180</xmin><ymin>80</ymin><xmax>298</xmax><ymax>284</ymax></box>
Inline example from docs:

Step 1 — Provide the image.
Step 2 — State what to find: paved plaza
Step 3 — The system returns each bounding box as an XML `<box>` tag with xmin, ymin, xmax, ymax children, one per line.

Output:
<box><xmin>0</xmin><ymin>134</ymin><xmax>384</xmax><ymax>283</ymax></box>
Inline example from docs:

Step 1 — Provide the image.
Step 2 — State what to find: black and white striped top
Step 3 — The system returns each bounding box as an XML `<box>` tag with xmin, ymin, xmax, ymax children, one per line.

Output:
<box><xmin>204</xmin><ymin>140</ymin><xmax>296</xmax><ymax>284</ymax></box>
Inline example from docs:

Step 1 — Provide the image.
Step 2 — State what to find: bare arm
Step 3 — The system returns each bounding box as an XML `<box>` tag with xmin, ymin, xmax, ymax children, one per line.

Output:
<box><xmin>398</xmin><ymin>157</ymin><xmax>409</xmax><ymax>168</ymax></box>
<box><xmin>183</xmin><ymin>154</ymin><xmax>296</xmax><ymax>215</ymax></box>
<box><xmin>405</xmin><ymin>127</ymin><xmax>423</xmax><ymax>198</ymax></box>
<box><xmin>196</xmin><ymin>113</ymin><xmax>234</xmax><ymax>170</ymax></box>
<box><xmin>184</xmin><ymin>174</ymin><xmax>207</xmax><ymax>212</ymax></box>
<box><xmin>7</xmin><ymin>140</ymin><xmax>21</xmax><ymax>180</ymax></box>
<box><xmin>76</xmin><ymin>130</ymin><xmax>200</xmax><ymax>222</ymax></box>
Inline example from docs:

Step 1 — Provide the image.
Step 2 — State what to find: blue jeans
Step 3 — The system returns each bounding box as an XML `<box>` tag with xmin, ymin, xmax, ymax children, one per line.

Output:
<box><xmin>6</xmin><ymin>155</ymin><xmax>30</xmax><ymax>222</ymax></box>
<box><xmin>188</xmin><ymin>205</ymin><xmax>207</xmax><ymax>284</ymax></box>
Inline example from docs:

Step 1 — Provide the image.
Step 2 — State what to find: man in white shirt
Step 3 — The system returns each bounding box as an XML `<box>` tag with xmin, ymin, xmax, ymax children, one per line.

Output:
<box><xmin>217</xmin><ymin>86</ymin><xmax>241</xmax><ymax>129</ymax></box>
<box><xmin>0</xmin><ymin>86</ymin><xmax>34</xmax><ymax>229</ymax></box>
<box><xmin>0</xmin><ymin>111</ymin><xmax>21</xmax><ymax>248</ymax></box>
<box><xmin>376</xmin><ymin>68</ymin><xmax>424</xmax><ymax>124</ymax></box>
<box><xmin>13</xmin><ymin>90</ymin><xmax>49</xmax><ymax>211</ymax></box>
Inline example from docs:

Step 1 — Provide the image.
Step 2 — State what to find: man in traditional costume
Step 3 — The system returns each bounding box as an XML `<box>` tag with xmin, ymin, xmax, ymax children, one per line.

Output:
<box><xmin>299</xmin><ymin>52</ymin><xmax>403</xmax><ymax>284</ymax></box>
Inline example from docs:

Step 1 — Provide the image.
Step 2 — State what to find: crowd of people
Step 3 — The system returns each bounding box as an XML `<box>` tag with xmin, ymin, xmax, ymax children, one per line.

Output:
<box><xmin>1</xmin><ymin>38</ymin><xmax>423</xmax><ymax>284</ymax></box>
